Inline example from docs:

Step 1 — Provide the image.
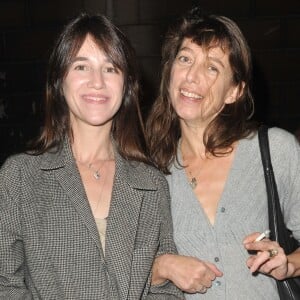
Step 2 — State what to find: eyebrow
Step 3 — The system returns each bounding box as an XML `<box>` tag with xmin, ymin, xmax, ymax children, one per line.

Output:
<box><xmin>70</xmin><ymin>57</ymin><xmax>88</xmax><ymax>64</ymax></box>
<box><xmin>178</xmin><ymin>47</ymin><xmax>226</xmax><ymax>68</ymax></box>
<box><xmin>178</xmin><ymin>46</ymin><xmax>193</xmax><ymax>53</ymax></box>
<box><xmin>70</xmin><ymin>56</ymin><xmax>112</xmax><ymax>64</ymax></box>
<box><xmin>208</xmin><ymin>56</ymin><xmax>225</xmax><ymax>68</ymax></box>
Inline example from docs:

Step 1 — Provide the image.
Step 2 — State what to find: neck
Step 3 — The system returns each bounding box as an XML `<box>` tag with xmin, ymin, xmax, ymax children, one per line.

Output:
<box><xmin>71</xmin><ymin>124</ymin><xmax>114</xmax><ymax>164</ymax></box>
<box><xmin>180</xmin><ymin>126</ymin><xmax>207</xmax><ymax>159</ymax></box>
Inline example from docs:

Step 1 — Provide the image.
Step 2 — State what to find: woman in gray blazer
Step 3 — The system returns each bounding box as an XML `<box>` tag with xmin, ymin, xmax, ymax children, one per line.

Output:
<box><xmin>0</xmin><ymin>13</ymin><xmax>183</xmax><ymax>300</ymax></box>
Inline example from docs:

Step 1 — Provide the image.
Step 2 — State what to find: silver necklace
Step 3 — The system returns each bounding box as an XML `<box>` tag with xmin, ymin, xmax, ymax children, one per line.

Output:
<box><xmin>180</xmin><ymin>140</ymin><xmax>203</xmax><ymax>190</ymax></box>
<box><xmin>76</xmin><ymin>159</ymin><xmax>108</xmax><ymax>181</ymax></box>
<box><xmin>73</xmin><ymin>146</ymin><xmax>114</xmax><ymax>181</ymax></box>
<box><xmin>87</xmin><ymin>163</ymin><xmax>101</xmax><ymax>180</ymax></box>
<box><xmin>189</xmin><ymin>175</ymin><xmax>198</xmax><ymax>189</ymax></box>
<box><xmin>187</xmin><ymin>169</ymin><xmax>201</xmax><ymax>189</ymax></box>
<box><xmin>76</xmin><ymin>160</ymin><xmax>103</xmax><ymax>180</ymax></box>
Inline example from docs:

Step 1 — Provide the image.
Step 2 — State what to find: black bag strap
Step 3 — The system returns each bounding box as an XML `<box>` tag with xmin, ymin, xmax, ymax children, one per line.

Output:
<box><xmin>258</xmin><ymin>125</ymin><xmax>279</xmax><ymax>242</ymax></box>
<box><xmin>258</xmin><ymin>125</ymin><xmax>297</xmax><ymax>253</ymax></box>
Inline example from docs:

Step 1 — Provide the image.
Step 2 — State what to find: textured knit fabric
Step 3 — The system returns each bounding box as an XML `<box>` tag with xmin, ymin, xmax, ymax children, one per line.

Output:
<box><xmin>167</xmin><ymin>127</ymin><xmax>300</xmax><ymax>300</ymax></box>
<box><xmin>0</xmin><ymin>138</ymin><xmax>184</xmax><ymax>300</ymax></box>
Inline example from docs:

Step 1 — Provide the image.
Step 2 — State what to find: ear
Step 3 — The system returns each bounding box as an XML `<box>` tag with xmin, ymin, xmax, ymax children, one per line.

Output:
<box><xmin>225</xmin><ymin>81</ymin><xmax>245</xmax><ymax>104</ymax></box>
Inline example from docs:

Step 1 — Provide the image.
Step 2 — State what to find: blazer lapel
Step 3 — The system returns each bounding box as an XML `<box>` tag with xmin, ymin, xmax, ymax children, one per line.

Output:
<box><xmin>105</xmin><ymin>152</ymin><xmax>157</xmax><ymax>299</ymax></box>
<box><xmin>41</xmin><ymin>140</ymin><xmax>103</xmax><ymax>255</ymax></box>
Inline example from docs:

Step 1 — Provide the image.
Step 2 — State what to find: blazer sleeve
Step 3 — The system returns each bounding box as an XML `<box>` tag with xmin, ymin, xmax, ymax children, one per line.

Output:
<box><xmin>146</xmin><ymin>172</ymin><xmax>184</xmax><ymax>299</ymax></box>
<box><xmin>0</xmin><ymin>157</ymin><xmax>33</xmax><ymax>299</ymax></box>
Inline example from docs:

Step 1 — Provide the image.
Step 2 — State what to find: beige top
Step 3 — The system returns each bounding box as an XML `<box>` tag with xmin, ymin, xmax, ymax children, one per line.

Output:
<box><xmin>95</xmin><ymin>218</ymin><xmax>107</xmax><ymax>255</ymax></box>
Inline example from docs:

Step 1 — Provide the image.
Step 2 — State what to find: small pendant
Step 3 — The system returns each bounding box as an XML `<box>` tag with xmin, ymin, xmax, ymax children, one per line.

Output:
<box><xmin>93</xmin><ymin>170</ymin><xmax>100</xmax><ymax>180</ymax></box>
<box><xmin>190</xmin><ymin>177</ymin><xmax>197</xmax><ymax>189</ymax></box>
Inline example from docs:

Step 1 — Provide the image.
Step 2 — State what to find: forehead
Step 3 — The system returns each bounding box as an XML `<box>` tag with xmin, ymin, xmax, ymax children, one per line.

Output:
<box><xmin>75</xmin><ymin>35</ymin><xmax>105</xmax><ymax>56</ymax></box>
<box><xmin>180</xmin><ymin>38</ymin><xmax>230</xmax><ymax>61</ymax></box>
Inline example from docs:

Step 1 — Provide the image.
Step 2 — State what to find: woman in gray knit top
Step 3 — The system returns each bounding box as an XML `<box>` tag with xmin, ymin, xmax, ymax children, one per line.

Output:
<box><xmin>147</xmin><ymin>7</ymin><xmax>300</xmax><ymax>299</ymax></box>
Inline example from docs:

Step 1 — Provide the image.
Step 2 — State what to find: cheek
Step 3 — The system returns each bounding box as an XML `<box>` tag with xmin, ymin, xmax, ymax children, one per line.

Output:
<box><xmin>169</xmin><ymin>75</ymin><xmax>175</xmax><ymax>90</ymax></box>
<box><xmin>169</xmin><ymin>65</ymin><xmax>186</xmax><ymax>94</ymax></box>
<box><xmin>115</xmin><ymin>78</ymin><xmax>125</xmax><ymax>98</ymax></box>
<box><xmin>65</xmin><ymin>72</ymin><xmax>87</xmax><ymax>88</ymax></box>
<box><xmin>169</xmin><ymin>75</ymin><xmax>178</xmax><ymax>99</ymax></box>
<box><xmin>62</xmin><ymin>79</ymin><xmax>74</xmax><ymax>97</ymax></box>
<box><xmin>61</xmin><ymin>78</ymin><xmax>78</xmax><ymax>106</ymax></box>
<box><xmin>62</xmin><ymin>75</ymin><xmax>74</xmax><ymax>94</ymax></box>
<box><xmin>61</xmin><ymin>81</ymin><xmax>69</xmax><ymax>99</ymax></box>
<box><xmin>170</xmin><ymin>66</ymin><xmax>178</xmax><ymax>86</ymax></box>
<box><xmin>116</xmin><ymin>91</ymin><xmax>123</xmax><ymax>106</ymax></box>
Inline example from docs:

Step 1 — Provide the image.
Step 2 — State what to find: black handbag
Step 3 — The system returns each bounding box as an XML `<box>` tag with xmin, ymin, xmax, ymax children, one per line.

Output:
<box><xmin>258</xmin><ymin>125</ymin><xmax>300</xmax><ymax>300</ymax></box>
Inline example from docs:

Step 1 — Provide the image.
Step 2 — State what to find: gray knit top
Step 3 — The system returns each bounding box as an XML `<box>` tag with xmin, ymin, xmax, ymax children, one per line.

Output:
<box><xmin>167</xmin><ymin>127</ymin><xmax>300</xmax><ymax>300</ymax></box>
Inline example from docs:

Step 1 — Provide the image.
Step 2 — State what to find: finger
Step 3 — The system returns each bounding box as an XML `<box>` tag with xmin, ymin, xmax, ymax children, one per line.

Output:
<box><xmin>200</xmin><ymin>263</ymin><xmax>223</xmax><ymax>287</ymax></box>
<box><xmin>205</xmin><ymin>261</ymin><xmax>223</xmax><ymax>277</ymax></box>
<box><xmin>243</xmin><ymin>232</ymin><xmax>261</xmax><ymax>244</ymax></box>
<box><xmin>258</xmin><ymin>249</ymin><xmax>287</xmax><ymax>275</ymax></box>
<box><xmin>249</xmin><ymin>251</ymin><xmax>271</xmax><ymax>273</ymax></box>
<box><xmin>244</xmin><ymin>239</ymin><xmax>277</xmax><ymax>252</ymax></box>
<box><xmin>249</xmin><ymin>248</ymin><xmax>282</xmax><ymax>273</ymax></box>
<box><xmin>260</xmin><ymin>259</ymin><xmax>280</xmax><ymax>274</ymax></box>
<box><xmin>267</xmin><ymin>249</ymin><xmax>279</xmax><ymax>258</ymax></box>
<box><xmin>246</xmin><ymin>255</ymin><xmax>256</xmax><ymax>269</ymax></box>
<box><xmin>197</xmin><ymin>286</ymin><xmax>207</xmax><ymax>294</ymax></box>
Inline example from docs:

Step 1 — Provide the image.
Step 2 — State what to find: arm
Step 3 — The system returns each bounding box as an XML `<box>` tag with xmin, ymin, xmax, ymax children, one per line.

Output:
<box><xmin>282</xmin><ymin>131</ymin><xmax>300</xmax><ymax>278</ymax></box>
<box><xmin>243</xmin><ymin>233</ymin><xmax>300</xmax><ymax>279</ymax></box>
<box><xmin>243</xmin><ymin>129</ymin><xmax>300</xmax><ymax>279</ymax></box>
<box><xmin>148</xmin><ymin>175</ymin><xmax>222</xmax><ymax>297</ymax></box>
<box><xmin>0</xmin><ymin>158</ymin><xmax>33</xmax><ymax>299</ymax></box>
<box><xmin>152</xmin><ymin>253</ymin><xmax>222</xmax><ymax>293</ymax></box>
<box><xmin>146</xmin><ymin>175</ymin><xmax>184</xmax><ymax>299</ymax></box>
<box><xmin>287</xmin><ymin>248</ymin><xmax>300</xmax><ymax>277</ymax></box>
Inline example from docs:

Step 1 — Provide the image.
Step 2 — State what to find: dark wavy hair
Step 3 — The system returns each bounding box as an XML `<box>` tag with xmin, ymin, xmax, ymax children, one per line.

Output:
<box><xmin>146</xmin><ymin>7</ymin><xmax>258</xmax><ymax>173</ymax></box>
<box><xmin>30</xmin><ymin>13</ymin><xmax>149</xmax><ymax>163</ymax></box>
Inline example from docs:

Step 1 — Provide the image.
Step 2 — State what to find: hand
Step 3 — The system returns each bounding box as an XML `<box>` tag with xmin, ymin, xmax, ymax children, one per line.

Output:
<box><xmin>243</xmin><ymin>232</ymin><xmax>291</xmax><ymax>280</ymax></box>
<box><xmin>152</xmin><ymin>254</ymin><xmax>223</xmax><ymax>293</ymax></box>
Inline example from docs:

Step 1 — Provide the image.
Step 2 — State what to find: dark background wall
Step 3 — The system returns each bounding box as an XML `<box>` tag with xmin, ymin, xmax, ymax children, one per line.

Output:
<box><xmin>0</xmin><ymin>0</ymin><xmax>299</xmax><ymax>164</ymax></box>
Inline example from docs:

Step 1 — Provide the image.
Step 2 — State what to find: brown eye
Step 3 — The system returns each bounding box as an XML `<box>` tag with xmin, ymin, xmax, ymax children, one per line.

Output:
<box><xmin>178</xmin><ymin>55</ymin><xmax>191</xmax><ymax>64</ymax></box>
<box><xmin>208</xmin><ymin>65</ymin><xmax>218</xmax><ymax>73</ymax></box>
<box><xmin>104</xmin><ymin>67</ymin><xmax>117</xmax><ymax>73</ymax></box>
<box><xmin>74</xmin><ymin>65</ymin><xmax>87</xmax><ymax>71</ymax></box>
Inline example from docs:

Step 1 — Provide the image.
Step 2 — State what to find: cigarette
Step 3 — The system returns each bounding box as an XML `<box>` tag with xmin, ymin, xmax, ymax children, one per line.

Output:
<box><xmin>254</xmin><ymin>229</ymin><xmax>270</xmax><ymax>242</ymax></box>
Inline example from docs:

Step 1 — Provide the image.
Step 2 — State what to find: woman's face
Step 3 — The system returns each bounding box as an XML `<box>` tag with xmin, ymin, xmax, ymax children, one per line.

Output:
<box><xmin>169</xmin><ymin>38</ymin><xmax>238</xmax><ymax>128</ymax></box>
<box><xmin>62</xmin><ymin>34</ymin><xmax>124</xmax><ymax>130</ymax></box>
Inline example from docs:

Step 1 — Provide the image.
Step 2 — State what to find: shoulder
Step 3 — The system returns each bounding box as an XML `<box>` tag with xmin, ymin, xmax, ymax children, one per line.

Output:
<box><xmin>0</xmin><ymin>153</ymin><xmax>45</xmax><ymax>203</ymax></box>
<box><xmin>267</xmin><ymin>127</ymin><xmax>299</xmax><ymax>158</ymax></box>
<box><xmin>259</xmin><ymin>127</ymin><xmax>300</xmax><ymax>181</ymax></box>
<box><xmin>242</xmin><ymin>127</ymin><xmax>298</xmax><ymax>153</ymax></box>
<box><xmin>0</xmin><ymin>152</ymin><xmax>48</xmax><ymax>189</ymax></box>
<box><xmin>268</xmin><ymin>127</ymin><xmax>298</xmax><ymax>145</ymax></box>
<box><xmin>1</xmin><ymin>152</ymin><xmax>43</xmax><ymax>175</ymax></box>
<box><xmin>131</xmin><ymin>160</ymin><xmax>167</xmax><ymax>183</ymax></box>
<box><xmin>120</xmin><ymin>157</ymin><xmax>169</xmax><ymax>192</ymax></box>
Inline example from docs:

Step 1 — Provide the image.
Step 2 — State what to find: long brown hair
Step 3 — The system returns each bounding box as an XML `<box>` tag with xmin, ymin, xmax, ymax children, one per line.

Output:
<box><xmin>146</xmin><ymin>7</ymin><xmax>258</xmax><ymax>173</ymax></box>
<box><xmin>30</xmin><ymin>13</ymin><xmax>149</xmax><ymax>163</ymax></box>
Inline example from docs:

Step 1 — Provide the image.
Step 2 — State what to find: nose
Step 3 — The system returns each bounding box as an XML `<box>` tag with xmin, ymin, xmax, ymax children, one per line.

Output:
<box><xmin>186</xmin><ymin>63</ymin><xmax>200</xmax><ymax>84</ymax></box>
<box><xmin>88</xmin><ymin>70</ymin><xmax>105</xmax><ymax>89</ymax></box>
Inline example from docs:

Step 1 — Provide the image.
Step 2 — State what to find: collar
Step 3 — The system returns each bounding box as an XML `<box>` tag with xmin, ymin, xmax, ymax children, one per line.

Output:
<box><xmin>39</xmin><ymin>138</ymin><xmax>157</xmax><ymax>191</ymax></box>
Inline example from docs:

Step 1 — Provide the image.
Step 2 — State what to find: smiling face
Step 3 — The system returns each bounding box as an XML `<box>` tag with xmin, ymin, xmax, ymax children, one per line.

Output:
<box><xmin>169</xmin><ymin>38</ymin><xmax>239</xmax><ymax>128</ymax></box>
<box><xmin>62</xmin><ymin>34</ymin><xmax>124</xmax><ymax>131</ymax></box>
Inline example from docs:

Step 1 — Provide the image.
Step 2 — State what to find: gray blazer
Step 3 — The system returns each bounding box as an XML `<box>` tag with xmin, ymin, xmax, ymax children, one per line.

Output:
<box><xmin>0</xmin><ymin>140</ymin><xmax>183</xmax><ymax>300</ymax></box>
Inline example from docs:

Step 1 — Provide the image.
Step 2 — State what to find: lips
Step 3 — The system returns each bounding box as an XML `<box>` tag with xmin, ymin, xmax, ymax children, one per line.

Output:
<box><xmin>180</xmin><ymin>88</ymin><xmax>204</xmax><ymax>100</ymax></box>
<box><xmin>82</xmin><ymin>94</ymin><xmax>109</xmax><ymax>102</ymax></box>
